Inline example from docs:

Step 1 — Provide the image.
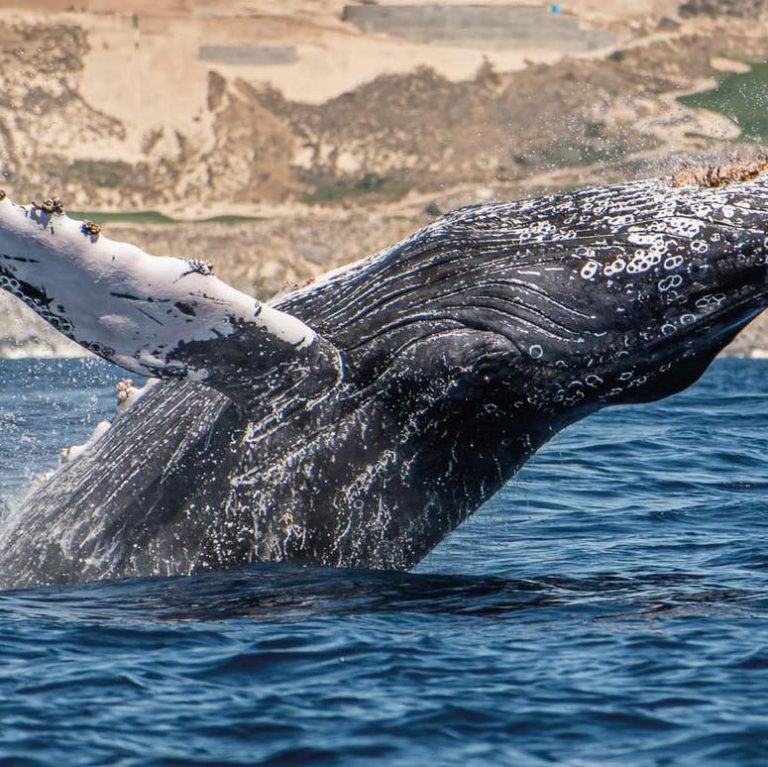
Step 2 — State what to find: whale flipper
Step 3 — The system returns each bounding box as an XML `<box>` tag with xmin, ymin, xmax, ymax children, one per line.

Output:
<box><xmin>0</xmin><ymin>196</ymin><xmax>340</xmax><ymax>406</ymax></box>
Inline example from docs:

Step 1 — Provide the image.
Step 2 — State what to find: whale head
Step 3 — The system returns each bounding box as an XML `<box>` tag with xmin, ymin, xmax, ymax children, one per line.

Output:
<box><xmin>511</xmin><ymin>177</ymin><xmax>768</xmax><ymax>411</ymax></box>
<box><xmin>285</xmin><ymin>175</ymin><xmax>768</xmax><ymax>456</ymax></box>
<box><xmin>230</xmin><ymin>174</ymin><xmax>768</xmax><ymax>570</ymax></box>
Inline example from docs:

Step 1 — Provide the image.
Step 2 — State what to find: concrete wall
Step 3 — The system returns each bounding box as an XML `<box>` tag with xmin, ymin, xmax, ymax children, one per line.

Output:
<box><xmin>342</xmin><ymin>5</ymin><xmax>615</xmax><ymax>51</ymax></box>
<box><xmin>199</xmin><ymin>46</ymin><xmax>298</xmax><ymax>66</ymax></box>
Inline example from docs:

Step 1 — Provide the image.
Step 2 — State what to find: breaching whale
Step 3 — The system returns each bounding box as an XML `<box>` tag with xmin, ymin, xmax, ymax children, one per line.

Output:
<box><xmin>0</xmin><ymin>165</ymin><xmax>767</xmax><ymax>589</ymax></box>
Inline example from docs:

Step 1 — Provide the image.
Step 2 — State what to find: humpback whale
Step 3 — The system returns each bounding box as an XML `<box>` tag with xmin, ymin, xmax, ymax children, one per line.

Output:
<box><xmin>0</xmin><ymin>167</ymin><xmax>768</xmax><ymax>589</ymax></box>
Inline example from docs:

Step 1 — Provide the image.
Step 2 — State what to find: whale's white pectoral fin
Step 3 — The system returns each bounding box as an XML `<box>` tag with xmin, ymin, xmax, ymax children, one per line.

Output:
<box><xmin>0</xmin><ymin>195</ymin><xmax>332</xmax><ymax>404</ymax></box>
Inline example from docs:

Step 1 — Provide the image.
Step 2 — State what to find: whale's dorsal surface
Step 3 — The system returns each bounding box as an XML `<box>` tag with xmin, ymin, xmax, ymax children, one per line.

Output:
<box><xmin>1</xmin><ymin>170</ymin><xmax>768</xmax><ymax>588</ymax></box>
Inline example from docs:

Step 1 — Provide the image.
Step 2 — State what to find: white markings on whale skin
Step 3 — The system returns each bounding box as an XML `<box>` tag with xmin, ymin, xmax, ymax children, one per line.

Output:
<box><xmin>691</xmin><ymin>239</ymin><xmax>709</xmax><ymax>254</ymax></box>
<box><xmin>0</xmin><ymin>195</ymin><xmax>317</xmax><ymax>389</ymax></box>
<box><xmin>695</xmin><ymin>294</ymin><xmax>727</xmax><ymax>310</ymax></box>
<box><xmin>658</xmin><ymin>275</ymin><xmax>683</xmax><ymax>292</ymax></box>
<box><xmin>626</xmin><ymin>252</ymin><xmax>662</xmax><ymax>275</ymax></box>
<box><xmin>603</xmin><ymin>258</ymin><xmax>626</xmax><ymax>277</ymax></box>
<box><xmin>580</xmin><ymin>260</ymin><xmax>601</xmax><ymax>280</ymax></box>
<box><xmin>664</xmin><ymin>255</ymin><xmax>684</xmax><ymax>271</ymax></box>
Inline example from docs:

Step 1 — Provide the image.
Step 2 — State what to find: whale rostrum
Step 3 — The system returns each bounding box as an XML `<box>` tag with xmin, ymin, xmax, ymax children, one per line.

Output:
<box><xmin>0</xmin><ymin>168</ymin><xmax>767</xmax><ymax>588</ymax></box>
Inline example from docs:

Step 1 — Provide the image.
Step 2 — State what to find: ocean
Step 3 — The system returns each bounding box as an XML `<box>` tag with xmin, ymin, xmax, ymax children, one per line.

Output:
<box><xmin>0</xmin><ymin>358</ymin><xmax>767</xmax><ymax>766</ymax></box>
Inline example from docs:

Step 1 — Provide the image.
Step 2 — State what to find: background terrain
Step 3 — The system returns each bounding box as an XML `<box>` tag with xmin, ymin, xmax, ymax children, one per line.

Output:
<box><xmin>1</xmin><ymin>0</ymin><xmax>767</xmax><ymax>357</ymax></box>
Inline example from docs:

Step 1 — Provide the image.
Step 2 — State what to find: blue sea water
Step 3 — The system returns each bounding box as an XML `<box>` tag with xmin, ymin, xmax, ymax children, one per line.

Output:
<box><xmin>1</xmin><ymin>358</ymin><xmax>768</xmax><ymax>766</ymax></box>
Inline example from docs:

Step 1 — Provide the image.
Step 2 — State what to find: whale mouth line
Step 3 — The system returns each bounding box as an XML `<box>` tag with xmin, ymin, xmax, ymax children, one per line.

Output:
<box><xmin>702</xmin><ymin>298</ymin><xmax>766</xmax><ymax>346</ymax></box>
<box><xmin>653</xmin><ymin>286</ymin><xmax>768</xmax><ymax>363</ymax></box>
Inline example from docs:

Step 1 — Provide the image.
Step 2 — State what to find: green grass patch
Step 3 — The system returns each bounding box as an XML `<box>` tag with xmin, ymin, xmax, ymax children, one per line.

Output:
<box><xmin>678</xmin><ymin>62</ymin><xmax>768</xmax><ymax>143</ymax></box>
<box><xmin>67</xmin><ymin>211</ymin><xmax>262</xmax><ymax>226</ymax></box>
<box><xmin>545</xmin><ymin>144</ymin><xmax>630</xmax><ymax>168</ymax></box>
<box><xmin>303</xmin><ymin>173</ymin><xmax>410</xmax><ymax>205</ymax></box>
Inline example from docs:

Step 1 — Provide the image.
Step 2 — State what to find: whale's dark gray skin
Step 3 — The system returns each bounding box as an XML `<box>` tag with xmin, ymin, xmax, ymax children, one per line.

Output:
<box><xmin>1</xmin><ymin>170</ymin><xmax>768</xmax><ymax>588</ymax></box>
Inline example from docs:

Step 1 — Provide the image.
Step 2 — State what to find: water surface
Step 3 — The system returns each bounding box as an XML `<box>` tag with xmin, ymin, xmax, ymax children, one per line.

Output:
<box><xmin>1</xmin><ymin>359</ymin><xmax>767</xmax><ymax>766</ymax></box>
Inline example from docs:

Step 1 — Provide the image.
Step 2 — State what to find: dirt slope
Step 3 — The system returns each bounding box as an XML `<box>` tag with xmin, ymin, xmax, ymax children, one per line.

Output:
<box><xmin>2</xmin><ymin>2</ymin><xmax>768</xmax><ymax>355</ymax></box>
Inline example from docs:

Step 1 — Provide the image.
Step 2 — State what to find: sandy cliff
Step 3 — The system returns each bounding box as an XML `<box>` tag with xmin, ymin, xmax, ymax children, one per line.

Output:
<box><xmin>1</xmin><ymin>0</ymin><xmax>768</xmax><ymax>357</ymax></box>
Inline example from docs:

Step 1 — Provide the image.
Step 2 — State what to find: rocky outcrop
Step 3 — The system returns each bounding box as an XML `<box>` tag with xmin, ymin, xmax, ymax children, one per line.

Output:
<box><xmin>0</xmin><ymin>23</ymin><xmax>125</xmax><ymax>207</ymax></box>
<box><xmin>2</xmin><ymin>17</ymin><xmax>768</xmax><ymax>211</ymax></box>
<box><xmin>679</xmin><ymin>0</ymin><xmax>764</xmax><ymax>17</ymax></box>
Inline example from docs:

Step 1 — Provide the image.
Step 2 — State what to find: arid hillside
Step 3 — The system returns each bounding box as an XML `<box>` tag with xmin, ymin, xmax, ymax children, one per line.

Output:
<box><xmin>0</xmin><ymin>5</ymin><xmax>763</xmax><ymax>211</ymax></box>
<box><xmin>1</xmin><ymin>0</ymin><xmax>768</xmax><ymax>357</ymax></box>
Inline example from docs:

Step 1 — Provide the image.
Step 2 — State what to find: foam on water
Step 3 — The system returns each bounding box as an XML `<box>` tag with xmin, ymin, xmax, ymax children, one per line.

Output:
<box><xmin>0</xmin><ymin>358</ymin><xmax>767</xmax><ymax>765</ymax></box>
